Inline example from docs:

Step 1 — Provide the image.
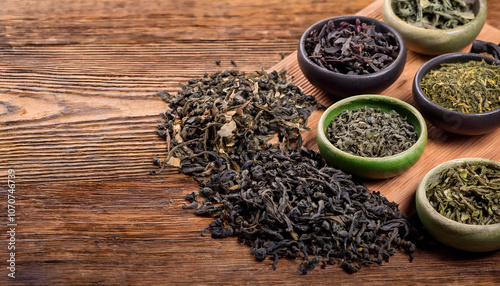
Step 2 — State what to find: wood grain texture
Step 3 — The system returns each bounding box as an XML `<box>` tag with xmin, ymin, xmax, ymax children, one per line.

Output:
<box><xmin>1</xmin><ymin>0</ymin><xmax>500</xmax><ymax>285</ymax></box>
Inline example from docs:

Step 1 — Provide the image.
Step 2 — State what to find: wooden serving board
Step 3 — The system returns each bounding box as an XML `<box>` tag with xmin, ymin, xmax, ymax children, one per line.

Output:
<box><xmin>271</xmin><ymin>0</ymin><xmax>500</xmax><ymax>215</ymax></box>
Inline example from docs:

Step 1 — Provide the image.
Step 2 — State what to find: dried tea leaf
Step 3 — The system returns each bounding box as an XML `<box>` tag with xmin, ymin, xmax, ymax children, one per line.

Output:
<box><xmin>455</xmin><ymin>11</ymin><xmax>475</xmax><ymax>20</ymax></box>
<box><xmin>420</xmin><ymin>0</ymin><xmax>430</xmax><ymax>9</ymax></box>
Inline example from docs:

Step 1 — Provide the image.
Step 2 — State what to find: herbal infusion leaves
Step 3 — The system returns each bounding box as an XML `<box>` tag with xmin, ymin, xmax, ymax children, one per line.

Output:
<box><xmin>426</xmin><ymin>163</ymin><xmax>500</xmax><ymax>225</ymax></box>
<box><xmin>326</xmin><ymin>106</ymin><xmax>418</xmax><ymax>157</ymax></box>
<box><xmin>304</xmin><ymin>18</ymin><xmax>399</xmax><ymax>75</ymax></box>
<box><xmin>152</xmin><ymin>70</ymin><xmax>418</xmax><ymax>274</ymax></box>
<box><xmin>420</xmin><ymin>60</ymin><xmax>500</xmax><ymax>113</ymax></box>
<box><xmin>392</xmin><ymin>0</ymin><xmax>475</xmax><ymax>30</ymax></box>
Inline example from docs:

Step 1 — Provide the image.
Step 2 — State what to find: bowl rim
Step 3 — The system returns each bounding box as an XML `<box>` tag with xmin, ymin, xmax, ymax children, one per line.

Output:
<box><xmin>298</xmin><ymin>15</ymin><xmax>407</xmax><ymax>80</ymax></box>
<box><xmin>413</xmin><ymin>52</ymin><xmax>500</xmax><ymax>117</ymax></box>
<box><xmin>317</xmin><ymin>94</ymin><xmax>428</xmax><ymax>162</ymax></box>
<box><xmin>416</xmin><ymin>157</ymin><xmax>500</xmax><ymax>229</ymax></box>
<box><xmin>382</xmin><ymin>0</ymin><xmax>487</xmax><ymax>34</ymax></box>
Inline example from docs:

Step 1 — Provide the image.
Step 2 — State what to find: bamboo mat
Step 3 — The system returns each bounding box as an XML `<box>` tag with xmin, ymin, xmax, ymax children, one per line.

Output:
<box><xmin>271</xmin><ymin>0</ymin><xmax>500</xmax><ymax>214</ymax></box>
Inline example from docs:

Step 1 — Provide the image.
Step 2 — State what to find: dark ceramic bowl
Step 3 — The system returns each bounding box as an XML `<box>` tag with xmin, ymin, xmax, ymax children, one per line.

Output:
<box><xmin>382</xmin><ymin>0</ymin><xmax>487</xmax><ymax>55</ymax></box>
<box><xmin>413</xmin><ymin>53</ymin><xmax>500</xmax><ymax>135</ymax></box>
<box><xmin>297</xmin><ymin>16</ymin><xmax>407</xmax><ymax>98</ymax></box>
<box><xmin>416</xmin><ymin>158</ymin><xmax>500</xmax><ymax>252</ymax></box>
<box><xmin>317</xmin><ymin>94</ymin><xmax>427</xmax><ymax>179</ymax></box>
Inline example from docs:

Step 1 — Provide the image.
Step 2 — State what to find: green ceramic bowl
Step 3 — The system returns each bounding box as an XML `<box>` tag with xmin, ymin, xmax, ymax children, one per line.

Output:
<box><xmin>382</xmin><ymin>0</ymin><xmax>487</xmax><ymax>55</ymax></box>
<box><xmin>317</xmin><ymin>94</ymin><xmax>427</xmax><ymax>179</ymax></box>
<box><xmin>416</xmin><ymin>158</ymin><xmax>500</xmax><ymax>252</ymax></box>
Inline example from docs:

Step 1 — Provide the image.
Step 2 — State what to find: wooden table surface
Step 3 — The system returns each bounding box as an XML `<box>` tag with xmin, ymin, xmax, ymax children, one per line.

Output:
<box><xmin>1</xmin><ymin>0</ymin><xmax>500</xmax><ymax>285</ymax></box>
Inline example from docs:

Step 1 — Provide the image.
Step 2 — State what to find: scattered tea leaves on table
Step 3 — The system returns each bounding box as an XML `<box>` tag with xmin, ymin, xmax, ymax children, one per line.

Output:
<box><xmin>426</xmin><ymin>163</ymin><xmax>500</xmax><ymax>225</ymax></box>
<box><xmin>420</xmin><ymin>60</ymin><xmax>500</xmax><ymax>113</ymax></box>
<box><xmin>304</xmin><ymin>18</ymin><xmax>400</xmax><ymax>75</ymax></box>
<box><xmin>151</xmin><ymin>69</ymin><xmax>418</xmax><ymax>274</ymax></box>
<box><xmin>392</xmin><ymin>0</ymin><xmax>475</xmax><ymax>29</ymax></box>
<box><xmin>326</xmin><ymin>106</ymin><xmax>418</xmax><ymax>157</ymax></box>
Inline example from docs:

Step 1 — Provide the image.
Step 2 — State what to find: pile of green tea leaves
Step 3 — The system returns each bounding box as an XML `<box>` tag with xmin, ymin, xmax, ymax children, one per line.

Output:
<box><xmin>392</xmin><ymin>0</ymin><xmax>475</xmax><ymax>30</ymax></box>
<box><xmin>420</xmin><ymin>60</ymin><xmax>500</xmax><ymax>113</ymax></box>
<box><xmin>151</xmin><ymin>69</ymin><xmax>418</xmax><ymax>274</ymax></box>
<box><xmin>426</xmin><ymin>163</ymin><xmax>500</xmax><ymax>225</ymax></box>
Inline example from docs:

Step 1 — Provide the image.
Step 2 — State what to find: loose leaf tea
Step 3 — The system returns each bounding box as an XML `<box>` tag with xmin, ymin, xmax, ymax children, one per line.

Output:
<box><xmin>392</xmin><ymin>0</ymin><xmax>475</xmax><ymax>30</ymax></box>
<box><xmin>195</xmin><ymin>145</ymin><xmax>416</xmax><ymax>274</ymax></box>
<box><xmin>426</xmin><ymin>163</ymin><xmax>500</xmax><ymax>225</ymax></box>
<box><xmin>420</xmin><ymin>60</ymin><xmax>500</xmax><ymax>113</ymax></box>
<box><xmin>326</xmin><ymin>106</ymin><xmax>418</xmax><ymax>157</ymax></box>
<box><xmin>152</xmin><ymin>70</ymin><xmax>418</xmax><ymax>274</ymax></box>
<box><xmin>304</xmin><ymin>18</ymin><xmax>399</xmax><ymax>75</ymax></box>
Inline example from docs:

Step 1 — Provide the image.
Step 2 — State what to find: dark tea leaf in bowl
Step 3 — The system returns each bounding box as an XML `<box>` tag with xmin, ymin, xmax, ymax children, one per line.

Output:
<box><xmin>426</xmin><ymin>162</ymin><xmax>500</xmax><ymax>225</ymax></box>
<box><xmin>326</xmin><ymin>106</ymin><xmax>418</xmax><ymax>157</ymax></box>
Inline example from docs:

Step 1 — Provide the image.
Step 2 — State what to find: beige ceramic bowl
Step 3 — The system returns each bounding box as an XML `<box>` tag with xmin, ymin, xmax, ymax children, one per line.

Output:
<box><xmin>416</xmin><ymin>158</ymin><xmax>500</xmax><ymax>252</ymax></box>
<box><xmin>382</xmin><ymin>0</ymin><xmax>487</xmax><ymax>55</ymax></box>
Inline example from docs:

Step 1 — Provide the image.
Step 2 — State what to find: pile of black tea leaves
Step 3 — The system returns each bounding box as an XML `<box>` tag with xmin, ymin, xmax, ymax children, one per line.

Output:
<box><xmin>151</xmin><ymin>69</ymin><xmax>418</xmax><ymax>274</ymax></box>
